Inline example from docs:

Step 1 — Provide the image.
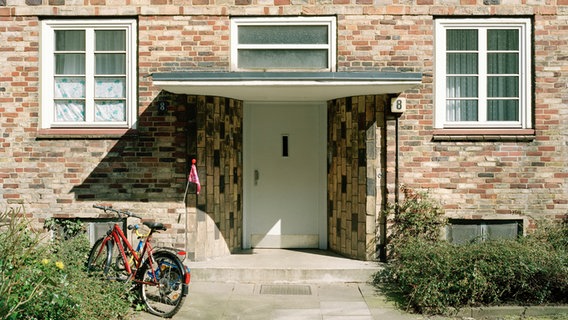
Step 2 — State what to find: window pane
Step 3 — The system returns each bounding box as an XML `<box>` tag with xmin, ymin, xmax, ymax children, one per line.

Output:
<box><xmin>488</xmin><ymin>53</ymin><xmax>518</xmax><ymax>74</ymax></box>
<box><xmin>446</xmin><ymin>76</ymin><xmax>478</xmax><ymax>98</ymax></box>
<box><xmin>485</xmin><ymin>222</ymin><xmax>519</xmax><ymax>240</ymax></box>
<box><xmin>95</xmin><ymin>53</ymin><xmax>126</xmax><ymax>74</ymax></box>
<box><xmin>488</xmin><ymin>76</ymin><xmax>519</xmax><ymax>97</ymax></box>
<box><xmin>55</xmin><ymin>30</ymin><xmax>85</xmax><ymax>51</ymax></box>
<box><xmin>447</xmin><ymin>224</ymin><xmax>480</xmax><ymax>244</ymax></box>
<box><xmin>487</xmin><ymin>29</ymin><xmax>518</xmax><ymax>50</ymax></box>
<box><xmin>55</xmin><ymin>100</ymin><xmax>85</xmax><ymax>122</ymax></box>
<box><xmin>487</xmin><ymin>100</ymin><xmax>519</xmax><ymax>121</ymax></box>
<box><xmin>95</xmin><ymin>77</ymin><xmax>126</xmax><ymax>98</ymax></box>
<box><xmin>446</xmin><ymin>29</ymin><xmax>478</xmax><ymax>51</ymax></box>
<box><xmin>96</xmin><ymin>30</ymin><xmax>126</xmax><ymax>51</ymax></box>
<box><xmin>238</xmin><ymin>49</ymin><xmax>328</xmax><ymax>69</ymax></box>
<box><xmin>447</xmin><ymin>53</ymin><xmax>478</xmax><ymax>74</ymax></box>
<box><xmin>95</xmin><ymin>101</ymin><xmax>126</xmax><ymax>122</ymax></box>
<box><xmin>446</xmin><ymin>100</ymin><xmax>478</xmax><ymax>121</ymax></box>
<box><xmin>55</xmin><ymin>54</ymin><xmax>85</xmax><ymax>75</ymax></box>
<box><xmin>55</xmin><ymin>77</ymin><xmax>85</xmax><ymax>99</ymax></box>
<box><xmin>448</xmin><ymin>220</ymin><xmax>521</xmax><ymax>244</ymax></box>
<box><xmin>239</xmin><ymin>26</ymin><xmax>328</xmax><ymax>44</ymax></box>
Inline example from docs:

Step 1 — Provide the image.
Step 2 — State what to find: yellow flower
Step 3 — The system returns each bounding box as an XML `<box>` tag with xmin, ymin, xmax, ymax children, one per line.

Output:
<box><xmin>55</xmin><ymin>261</ymin><xmax>64</xmax><ymax>270</ymax></box>
<box><xmin>42</xmin><ymin>259</ymin><xmax>50</xmax><ymax>265</ymax></box>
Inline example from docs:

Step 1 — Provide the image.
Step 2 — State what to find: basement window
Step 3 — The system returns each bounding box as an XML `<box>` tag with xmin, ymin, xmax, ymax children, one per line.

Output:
<box><xmin>447</xmin><ymin>219</ymin><xmax>522</xmax><ymax>244</ymax></box>
<box><xmin>86</xmin><ymin>219</ymin><xmax>126</xmax><ymax>245</ymax></box>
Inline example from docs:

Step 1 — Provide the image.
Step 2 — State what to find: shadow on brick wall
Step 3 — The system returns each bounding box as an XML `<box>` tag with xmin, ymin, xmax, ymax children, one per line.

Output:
<box><xmin>70</xmin><ymin>91</ymin><xmax>196</xmax><ymax>203</ymax></box>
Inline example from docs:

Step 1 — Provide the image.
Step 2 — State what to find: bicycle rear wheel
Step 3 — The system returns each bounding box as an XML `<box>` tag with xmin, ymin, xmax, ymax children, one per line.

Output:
<box><xmin>86</xmin><ymin>237</ymin><xmax>112</xmax><ymax>275</ymax></box>
<box><xmin>137</xmin><ymin>251</ymin><xmax>188</xmax><ymax>318</ymax></box>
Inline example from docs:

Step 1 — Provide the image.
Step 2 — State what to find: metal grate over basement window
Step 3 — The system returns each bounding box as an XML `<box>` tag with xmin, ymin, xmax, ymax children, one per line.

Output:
<box><xmin>87</xmin><ymin>219</ymin><xmax>126</xmax><ymax>245</ymax></box>
<box><xmin>260</xmin><ymin>285</ymin><xmax>312</xmax><ymax>296</ymax></box>
<box><xmin>446</xmin><ymin>219</ymin><xmax>522</xmax><ymax>244</ymax></box>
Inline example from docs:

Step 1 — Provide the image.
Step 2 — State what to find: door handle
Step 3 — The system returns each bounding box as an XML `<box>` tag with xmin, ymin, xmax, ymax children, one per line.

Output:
<box><xmin>254</xmin><ymin>170</ymin><xmax>259</xmax><ymax>186</ymax></box>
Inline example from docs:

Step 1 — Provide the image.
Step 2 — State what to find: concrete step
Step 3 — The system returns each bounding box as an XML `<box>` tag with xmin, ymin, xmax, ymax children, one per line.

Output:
<box><xmin>187</xmin><ymin>249</ymin><xmax>382</xmax><ymax>283</ymax></box>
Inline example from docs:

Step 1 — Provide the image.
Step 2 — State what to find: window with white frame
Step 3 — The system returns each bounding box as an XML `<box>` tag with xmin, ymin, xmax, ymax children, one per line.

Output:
<box><xmin>231</xmin><ymin>17</ymin><xmax>336</xmax><ymax>71</ymax></box>
<box><xmin>434</xmin><ymin>18</ymin><xmax>531</xmax><ymax>129</ymax></box>
<box><xmin>41</xmin><ymin>20</ymin><xmax>137</xmax><ymax>129</ymax></box>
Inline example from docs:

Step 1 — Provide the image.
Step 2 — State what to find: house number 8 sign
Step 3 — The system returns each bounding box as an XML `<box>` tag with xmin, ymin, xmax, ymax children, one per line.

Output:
<box><xmin>390</xmin><ymin>97</ymin><xmax>406</xmax><ymax>113</ymax></box>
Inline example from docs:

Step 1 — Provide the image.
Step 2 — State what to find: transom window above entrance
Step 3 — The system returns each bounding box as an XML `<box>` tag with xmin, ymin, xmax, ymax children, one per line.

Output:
<box><xmin>230</xmin><ymin>17</ymin><xmax>337</xmax><ymax>72</ymax></box>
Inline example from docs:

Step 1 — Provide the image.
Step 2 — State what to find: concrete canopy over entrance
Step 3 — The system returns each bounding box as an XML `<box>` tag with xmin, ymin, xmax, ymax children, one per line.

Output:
<box><xmin>152</xmin><ymin>71</ymin><xmax>422</xmax><ymax>102</ymax></box>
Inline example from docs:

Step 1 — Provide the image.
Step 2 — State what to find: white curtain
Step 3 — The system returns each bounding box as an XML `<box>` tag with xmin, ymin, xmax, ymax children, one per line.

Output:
<box><xmin>445</xmin><ymin>28</ymin><xmax>519</xmax><ymax>122</ymax></box>
<box><xmin>53</xmin><ymin>29</ymin><xmax>127</xmax><ymax>123</ymax></box>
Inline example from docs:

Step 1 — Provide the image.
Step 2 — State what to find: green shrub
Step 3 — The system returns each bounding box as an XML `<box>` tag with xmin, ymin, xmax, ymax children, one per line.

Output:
<box><xmin>375</xmin><ymin>188</ymin><xmax>568</xmax><ymax>315</ymax></box>
<box><xmin>530</xmin><ymin>218</ymin><xmax>568</xmax><ymax>255</ymax></box>
<box><xmin>384</xmin><ymin>186</ymin><xmax>447</xmax><ymax>258</ymax></box>
<box><xmin>0</xmin><ymin>206</ymin><xmax>48</xmax><ymax>319</ymax></box>
<box><xmin>0</xmin><ymin>206</ymin><xmax>134</xmax><ymax>320</ymax></box>
<box><xmin>375</xmin><ymin>237</ymin><xmax>568</xmax><ymax>315</ymax></box>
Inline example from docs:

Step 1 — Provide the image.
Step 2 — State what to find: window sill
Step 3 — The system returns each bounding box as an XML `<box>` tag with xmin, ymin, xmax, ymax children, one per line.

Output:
<box><xmin>432</xmin><ymin>129</ymin><xmax>535</xmax><ymax>142</ymax></box>
<box><xmin>37</xmin><ymin>128</ymin><xmax>137</xmax><ymax>139</ymax></box>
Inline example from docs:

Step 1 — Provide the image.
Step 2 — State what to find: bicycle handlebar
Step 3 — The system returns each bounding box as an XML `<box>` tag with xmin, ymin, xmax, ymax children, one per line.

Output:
<box><xmin>93</xmin><ymin>205</ymin><xmax>142</xmax><ymax>219</ymax></box>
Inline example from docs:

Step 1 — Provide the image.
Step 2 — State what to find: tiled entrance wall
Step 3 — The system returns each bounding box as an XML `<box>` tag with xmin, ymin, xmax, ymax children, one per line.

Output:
<box><xmin>328</xmin><ymin>95</ymin><xmax>389</xmax><ymax>260</ymax></box>
<box><xmin>188</xmin><ymin>96</ymin><xmax>243</xmax><ymax>260</ymax></box>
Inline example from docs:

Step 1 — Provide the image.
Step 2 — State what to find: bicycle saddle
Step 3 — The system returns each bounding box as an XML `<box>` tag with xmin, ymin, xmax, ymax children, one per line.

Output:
<box><xmin>143</xmin><ymin>221</ymin><xmax>167</xmax><ymax>231</ymax></box>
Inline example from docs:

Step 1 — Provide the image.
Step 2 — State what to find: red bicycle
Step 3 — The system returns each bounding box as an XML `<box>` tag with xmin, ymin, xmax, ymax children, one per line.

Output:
<box><xmin>86</xmin><ymin>205</ymin><xmax>190</xmax><ymax>318</ymax></box>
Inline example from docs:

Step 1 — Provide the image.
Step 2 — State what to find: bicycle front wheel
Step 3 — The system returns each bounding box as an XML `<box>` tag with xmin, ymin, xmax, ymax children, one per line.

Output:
<box><xmin>86</xmin><ymin>237</ymin><xmax>112</xmax><ymax>275</ymax></box>
<box><xmin>137</xmin><ymin>251</ymin><xmax>188</xmax><ymax>318</ymax></box>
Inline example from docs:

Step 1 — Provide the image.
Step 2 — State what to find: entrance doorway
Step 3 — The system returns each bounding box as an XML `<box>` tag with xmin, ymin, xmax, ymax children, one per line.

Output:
<box><xmin>243</xmin><ymin>102</ymin><xmax>327</xmax><ymax>249</ymax></box>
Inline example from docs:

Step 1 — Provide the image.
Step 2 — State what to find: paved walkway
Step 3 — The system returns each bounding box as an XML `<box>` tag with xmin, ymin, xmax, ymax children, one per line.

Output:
<box><xmin>134</xmin><ymin>249</ymin><xmax>421</xmax><ymax>320</ymax></box>
<box><xmin>132</xmin><ymin>249</ymin><xmax>568</xmax><ymax>320</ymax></box>
<box><xmin>135</xmin><ymin>281</ymin><xmax>422</xmax><ymax>320</ymax></box>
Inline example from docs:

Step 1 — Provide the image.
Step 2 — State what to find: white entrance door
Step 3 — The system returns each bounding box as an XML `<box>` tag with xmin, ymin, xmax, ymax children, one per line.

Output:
<box><xmin>244</xmin><ymin>102</ymin><xmax>327</xmax><ymax>249</ymax></box>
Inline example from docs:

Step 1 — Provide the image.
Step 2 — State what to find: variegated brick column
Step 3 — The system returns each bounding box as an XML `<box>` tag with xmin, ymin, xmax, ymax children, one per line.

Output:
<box><xmin>328</xmin><ymin>95</ymin><xmax>388</xmax><ymax>260</ymax></box>
<box><xmin>186</xmin><ymin>96</ymin><xmax>243</xmax><ymax>261</ymax></box>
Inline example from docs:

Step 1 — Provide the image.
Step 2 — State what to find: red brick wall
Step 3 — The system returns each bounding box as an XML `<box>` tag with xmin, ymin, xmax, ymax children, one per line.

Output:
<box><xmin>1</xmin><ymin>1</ymin><xmax>567</xmax><ymax>260</ymax></box>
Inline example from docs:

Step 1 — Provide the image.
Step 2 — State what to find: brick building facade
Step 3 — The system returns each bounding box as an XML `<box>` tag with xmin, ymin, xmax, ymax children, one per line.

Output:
<box><xmin>0</xmin><ymin>0</ymin><xmax>566</xmax><ymax>261</ymax></box>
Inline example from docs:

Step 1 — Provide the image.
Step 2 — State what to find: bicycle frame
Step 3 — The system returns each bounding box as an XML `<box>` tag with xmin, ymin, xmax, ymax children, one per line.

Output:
<box><xmin>88</xmin><ymin>205</ymin><xmax>190</xmax><ymax>318</ymax></box>
<box><xmin>96</xmin><ymin>223</ymin><xmax>155</xmax><ymax>281</ymax></box>
<box><xmin>92</xmin><ymin>221</ymin><xmax>189</xmax><ymax>286</ymax></box>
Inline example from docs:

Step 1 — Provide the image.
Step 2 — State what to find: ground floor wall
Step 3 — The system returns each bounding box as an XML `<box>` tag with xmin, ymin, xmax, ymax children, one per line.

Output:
<box><xmin>2</xmin><ymin>90</ymin><xmax>567</xmax><ymax>262</ymax></box>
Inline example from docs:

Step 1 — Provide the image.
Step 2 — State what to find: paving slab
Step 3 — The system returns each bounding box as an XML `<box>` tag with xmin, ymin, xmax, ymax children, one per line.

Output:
<box><xmin>133</xmin><ymin>282</ymin><xmax>422</xmax><ymax>320</ymax></box>
<box><xmin>131</xmin><ymin>249</ymin><xmax>567</xmax><ymax>320</ymax></box>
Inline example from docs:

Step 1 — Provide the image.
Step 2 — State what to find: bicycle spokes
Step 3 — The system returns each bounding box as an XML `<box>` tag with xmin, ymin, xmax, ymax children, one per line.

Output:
<box><xmin>138</xmin><ymin>252</ymin><xmax>187</xmax><ymax>317</ymax></box>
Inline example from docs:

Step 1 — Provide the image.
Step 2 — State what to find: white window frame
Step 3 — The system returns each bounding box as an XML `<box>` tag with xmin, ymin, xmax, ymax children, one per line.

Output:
<box><xmin>434</xmin><ymin>18</ymin><xmax>531</xmax><ymax>129</ymax></box>
<box><xmin>230</xmin><ymin>16</ymin><xmax>337</xmax><ymax>72</ymax></box>
<box><xmin>40</xmin><ymin>19</ymin><xmax>137</xmax><ymax>130</ymax></box>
